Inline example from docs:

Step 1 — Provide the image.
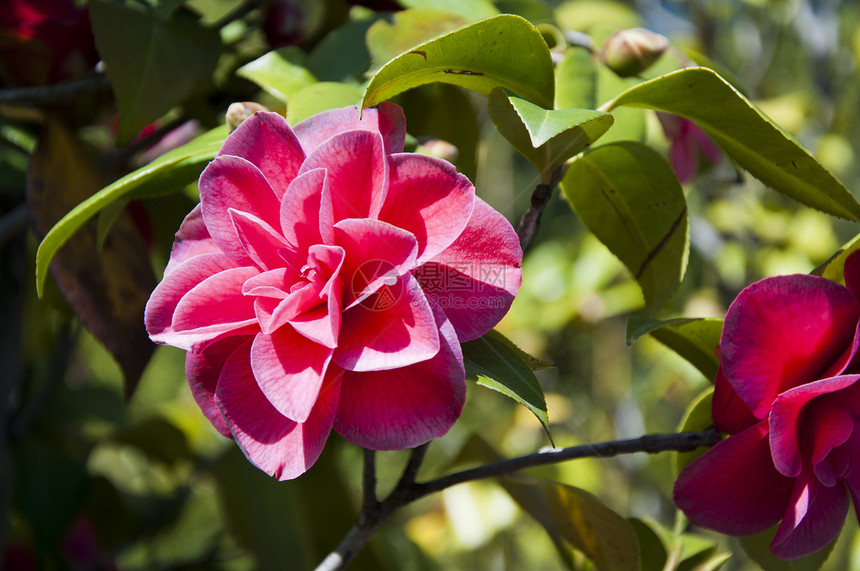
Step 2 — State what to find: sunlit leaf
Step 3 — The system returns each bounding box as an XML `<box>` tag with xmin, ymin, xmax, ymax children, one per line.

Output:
<box><xmin>674</xmin><ymin>388</ymin><xmax>715</xmax><ymax>477</ymax></box>
<box><xmin>90</xmin><ymin>0</ymin><xmax>221</xmax><ymax>143</ymax></box>
<box><xmin>812</xmin><ymin>232</ymin><xmax>860</xmax><ymax>284</ymax></box>
<box><xmin>626</xmin><ymin>316</ymin><xmax>723</xmax><ymax>381</ymax></box>
<box><xmin>367</xmin><ymin>9</ymin><xmax>466</xmax><ymax>73</ymax></box>
<box><xmin>462</xmin><ymin>329</ymin><xmax>553</xmax><ymax>442</ymax></box>
<box><xmin>27</xmin><ymin>121</ymin><xmax>156</xmax><ymax>395</ymax></box>
<box><xmin>504</xmin><ymin>477</ymin><xmax>641</xmax><ymax>571</ymax></box>
<box><xmin>361</xmin><ymin>14</ymin><xmax>555</xmax><ymax>110</ymax></box>
<box><xmin>398</xmin><ymin>0</ymin><xmax>499</xmax><ymax>21</ymax></box>
<box><xmin>562</xmin><ymin>141</ymin><xmax>689</xmax><ymax>314</ymax></box>
<box><xmin>488</xmin><ymin>89</ymin><xmax>613</xmax><ymax>179</ymax></box>
<box><xmin>555</xmin><ymin>47</ymin><xmax>598</xmax><ymax>110</ymax></box>
<box><xmin>285</xmin><ymin>82</ymin><xmax>363</xmax><ymax>125</ymax></box>
<box><xmin>605</xmin><ymin>67</ymin><xmax>860</xmax><ymax>221</ymax></box>
<box><xmin>35</xmin><ymin>125</ymin><xmax>227</xmax><ymax>298</ymax></box>
<box><xmin>237</xmin><ymin>47</ymin><xmax>317</xmax><ymax>103</ymax></box>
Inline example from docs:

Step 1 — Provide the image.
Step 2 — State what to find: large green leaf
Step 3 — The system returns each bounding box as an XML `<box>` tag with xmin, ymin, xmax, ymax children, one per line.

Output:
<box><xmin>504</xmin><ymin>478</ymin><xmax>641</xmax><ymax>571</ymax></box>
<box><xmin>605</xmin><ymin>67</ymin><xmax>860</xmax><ymax>221</ymax></box>
<box><xmin>555</xmin><ymin>47</ymin><xmax>598</xmax><ymax>110</ymax></box>
<box><xmin>285</xmin><ymin>82</ymin><xmax>363</xmax><ymax>125</ymax></box>
<box><xmin>36</xmin><ymin>126</ymin><xmax>227</xmax><ymax>297</ymax></box>
<box><xmin>562</xmin><ymin>141</ymin><xmax>689</xmax><ymax>314</ymax></box>
<box><xmin>398</xmin><ymin>0</ymin><xmax>499</xmax><ymax>21</ymax></box>
<box><xmin>626</xmin><ymin>316</ymin><xmax>723</xmax><ymax>381</ymax></box>
<box><xmin>236</xmin><ymin>47</ymin><xmax>317</xmax><ymax>104</ymax></box>
<box><xmin>462</xmin><ymin>330</ymin><xmax>553</xmax><ymax>442</ymax></box>
<box><xmin>361</xmin><ymin>14</ymin><xmax>555</xmax><ymax>110</ymax></box>
<box><xmin>90</xmin><ymin>0</ymin><xmax>221</xmax><ymax>143</ymax></box>
<box><xmin>366</xmin><ymin>9</ymin><xmax>467</xmax><ymax>73</ymax></box>
<box><xmin>488</xmin><ymin>89</ymin><xmax>613</xmax><ymax>179</ymax></box>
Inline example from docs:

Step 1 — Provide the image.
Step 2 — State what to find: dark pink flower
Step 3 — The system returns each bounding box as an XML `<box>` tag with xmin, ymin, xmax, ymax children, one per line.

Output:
<box><xmin>145</xmin><ymin>103</ymin><xmax>522</xmax><ymax>479</ymax></box>
<box><xmin>674</xmin><ymin>251</ymin><xmax>860</xmax><ymax>559</ymax></box>
<box><xmin>657</xmin><ymin>112</ymin><xmax>722</xmax><ymax>184</ymax></box>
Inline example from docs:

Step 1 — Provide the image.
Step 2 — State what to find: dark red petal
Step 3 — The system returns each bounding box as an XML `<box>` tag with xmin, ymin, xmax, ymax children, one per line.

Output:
<box><xmin>771</xmin><ymin>474</ymin><xmax>848</xmax><ymax>560</ymax></box>
<box><xmin>712</xmin><ymin>367</ymin><xmax>759</xmax><ymax>434</ymax></box>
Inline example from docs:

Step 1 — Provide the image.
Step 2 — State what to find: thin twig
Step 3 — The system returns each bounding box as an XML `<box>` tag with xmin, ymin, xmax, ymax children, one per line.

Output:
<box><xmin>361</xmin><ymin>448</ymin><xmax>377</xmax><ymax>519</ymax></box>
<box><xmin>516</xmin><ymin>165</ymin><xmax>566</xmax><ymax>252</ymax></box>
<box><xmin>314</xmin><ymin>429</ymin><xmax>720</xmax><ymax>570</ymax></box>
<box><xmin>0</xmin><ymin>73</ymin><xmax>110</xmax><ymax>106</ymax></box>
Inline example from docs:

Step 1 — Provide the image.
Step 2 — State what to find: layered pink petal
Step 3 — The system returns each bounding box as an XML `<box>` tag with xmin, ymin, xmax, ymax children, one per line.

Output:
<box><xmin>334</xmin><ymin>273</ymin><xmax>439</xmax><ymax>372</ymax></box>
<box><xmin>163</xmin><ymin>205</ymin><xmax>221</xmax><ymax>275</ymax></box>
<box><xmin>185</xmin><ymin>335</ymin><xmax>251</xmax><ymax>437</ymax></box>
<box><xmin>229</xmin><ymin>209</ymin><xmax>291</xmax><ymax>271</ymax></box>
<box><xmin>146</xmin><ymin>252</ymin><xmax>242</xmax><ymax>347</ymax></box>
<box><xmin>199</xmin><ymin>156</ymin><xmax>282</xmax><ymax>266</ymax></box>
<box><xmin>674</xmin><ymin>420</ymin><xmax>793</xmax><ymax>535</ymax></box>
<box><xmin>293</xmin><ymin>102</ymin><xmax>406</xmax><ymax>156</ymax></box>
<box><xmin>289</xmin><ymin>278</ymin><xmax>343</xmax><ymax>349</ymax></box>
<box><xmin>712</xmin><ymin>367</ymin><xmax>759</xmax><ymax>434</ymax></box>
<box><xmin>218</xmin><ymin>111</ymin><xmax>305</xmax><ymax>198</ymax></box>
<box><xmin>720</xmin><ymin>275</ymin><xmax>858</xmax><ymax>418</ymax></box>
<box><xmin>414</xmin><ymin>198</ymin><xmax>522</xmax><ymax>341</ymax></box>
<box><xmin>299</xmin><ymin>130</ymin><xmax>388</xmax><ymax>222</ymax></box>
<box><xmin>167</xmin><ymin>266</ymin><xmax>259</xmax><ymax>350</ymax></box>
<box><xmin>378</xmin><ymin>153</ymin><xmax>475</xmax><ymax>265</ymax></box>
<box><xmin>770</xmin><ymin>474</ymin><xmax>849</xmax><ymax>559</ymax></box>
<box><xmin>333</xmin><ymin>218</ymin><xmax>418</xmax><ymax>307</ymax></box>
<box><xmin>280</xmin><ymin>168</ymin><xmax>335</xmax><ymax>250</ymax></box>
<box><xmin>334</xmin><ymin>304</ymin><xmax>464</xmax><ymax>449</ymax></box>
<box><xmin>215</xmin><ymin>339</ymin><xmax>341</xmax><ymax>480</ymax></box>
<box><xmin>250</xmin><ymin>328</ymin><xmax>333</xmax><ymax>423</ymax></box>
<box><xmin>769</xmin><ymin>375</ymin><xmax>860</xmax><ymax>478</ymax></box>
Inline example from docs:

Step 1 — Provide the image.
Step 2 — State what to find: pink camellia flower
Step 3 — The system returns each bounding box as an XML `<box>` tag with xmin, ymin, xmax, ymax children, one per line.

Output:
<box><xmin>674</xmin><ymin>251</ymin><xmax>860</xmax><ymax>559</ymax></box>
<box><xmin>657</xmin><ymin>112</ymin><xmax>722</xmax><ymax>184</ymax></box>
<box><xmin>145</xmin><ymin>103</ymin><xmax>522</xmax><ymax>480</ymax></box>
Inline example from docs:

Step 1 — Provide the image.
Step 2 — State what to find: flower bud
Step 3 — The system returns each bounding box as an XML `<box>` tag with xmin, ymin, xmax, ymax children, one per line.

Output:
<box><xmin>600</xmin><ymin>28</ymin><xmax>669</xmax><ymax>77</ymax></box>
<box><xmin>226</xmin><ymin>101</ymin><xmax>270</xmax><ymax>132</ymax></box>
<box><xmin>417</xmin><ymin>138</ymin><xmax>459</xmax><ymax>164</ymax></box>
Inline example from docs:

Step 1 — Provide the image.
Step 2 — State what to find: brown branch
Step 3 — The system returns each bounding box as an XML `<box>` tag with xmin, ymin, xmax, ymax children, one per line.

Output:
<box><xmin>0</xmin><ymin>73</ymin><xmax>110</xmax><ymax>106</ymax></box>
<box><xmin>314</xmin><ymin>429</ymin><xmax>721</xmax><ymax>570</ymax></box>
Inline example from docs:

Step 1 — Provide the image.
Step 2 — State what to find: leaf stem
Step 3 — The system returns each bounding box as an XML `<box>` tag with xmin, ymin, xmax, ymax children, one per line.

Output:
<box><xmin>314</xmin><ymin>429</ymin><xmax>720</xmax><ymax>570</ymax></box>
<box><xmin>517</xmin><ymin>165</ymin><xmax>566</xmax><ymax>251</ymax></box>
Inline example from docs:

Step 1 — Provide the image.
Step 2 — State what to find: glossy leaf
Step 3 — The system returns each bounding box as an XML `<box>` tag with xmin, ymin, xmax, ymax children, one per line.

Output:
<box><xmin>562</xmin><ymin>141</ymin><xmax>689</xmax><ymax>314</ymax></box>
<box><xmin>674</xmin><ymin>388</ymin><xmax>715</xmax><ymax>477</ymax></box>
<box><xmin>237</xmin><ymin>47</ymin><xmax>317</xmax><ymax>103</ymax></box>
<box><xmin>285</xmin><ymin>82</ymin><xmax>363</xmax><ymax>125</ymax></box>
<box><xmin>27</xmin><ymin>121</ymin><xmax>156</xmax><ymax>395</ymax></box>
<box><xmin>90</xmin><ymin>0</ymin><xmax>221</xmax><ymax>143</ymax></box>
<box><xmin>488</xmin><ymin>89</ymin><xmax>613</xmax><ymax>178</ymax></box>
<box><xmin>555</xmin><ymin>47</ymin><xmax>598</xmax><ymax>110</ymax></box>
<box><xmin>398</xmin><ymin>0</ymin><xmax>499</xmax><ymax>21</ymax></box>
<box><xmin>35</xmin><ymin>126</ymin><xmax>227</xmax><ymax>297</ymax></box>
<box><xmin>462</xmin><ymin>329</ymin><xmax>553</xmax><ymax>442</ymax></box>
<box><xmin>740</xmin><ymin>526</ymin><xmax>835</xmax><ymax>571</ymax></box>
<box><xmin>605</xmin><ymin>67</ymin><xmax>860</xmax><ymax>221</ymax></box>
<box><xmin>626</xmin><ymin>316</ymin><xmax>723</xmax><ymax>381</ymax></box>
<box><xmin>361</xmin><ymin>14</ymin><xmax>555</xmax><ymax>110</ymax></box>
<box><xmin>504</xmin><ymin>478</ymin><xmax>641</xmax><ymax>571</ymax></box>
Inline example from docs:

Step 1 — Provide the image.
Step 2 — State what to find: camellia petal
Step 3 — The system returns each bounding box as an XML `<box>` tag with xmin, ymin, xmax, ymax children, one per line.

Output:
<box><xmin>334</xmin><ymin>304</ymin><xmax>464</xmax><ymax>450</ymax></box>
<box><xmin>711</xmin><ymin>367</ymin><xmax>758</xmax><ymax>434</ymax></box>
<box><xmin>218</xmin><ymin>111</ymin><xmax>305</xmax><ymax>198</ymax></box>
<box><xmin>379</xmin><ymin>153</ymin><xmax>475</xmax><ymax>265</ymax></box>
<box><xmin>293</xmin><ymin>102</ymin><xmax>406</xmax><ymax>156</ymax></box>
<box><xmin>215</xmin><ymin>339</ymin><xmax>341</xmax><ymax>481</ymax></box>
<box><xmin>415</xmin><ymin>198</ymin><xmax>522</xmax><ymax>341</ymax></box>
<box><xmin>770</xmin><ymin>474</ymin><xmax>849</xmax><ymax>559</ymax></box>
<box><xmin>279</xmin><ymin>168</ymin><xmax>335</xmax><ymax>250</ymax></box>
<box><xmin>163</xmin><ymin>205</ymin><xmax>221</xmax><ymax>275</ymax></box>
<box><xmin>299</xmin><ymin>130</ymin><xmax>388</xmax><ymax>223</ymax></box>
<box><xmin>721</xmin><ymin>275</ymin><xmax>858</xmax><ymax>418</ymax></box>
<box><xmin>674</xmin><ymin>420</ymin><xmax>793</xmax><ymax>536</ymax></box>
<box><xmin>229</xmin><ymin>209</ymin><xmax>291</xmax><ymax>271</ymax></box>
<box><xmin>185</xmin><ymin>335</ymin><xmax>251</xmax><ymax>437</ymax></box>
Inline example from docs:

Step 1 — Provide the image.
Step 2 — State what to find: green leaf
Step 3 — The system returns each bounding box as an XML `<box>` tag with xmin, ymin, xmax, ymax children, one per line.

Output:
<box><xmin>812</xmin><ymin>232</ymin><xmax>860</xmax><ymax>284</ymax></box>
<box><xmin>629</xmin><ymin>518</ymin><xmax>668</xmax><ymax>571</ymax></box>
<box><xmin>740</xmin><ymin>526</ymin><xmax>836</xmax><ymax>571</ymax></box>
<box><xmin>361</xmin><ymin>14</ymin><xmax>555</xmax><ymax>110</ymax></box>
<box><xmin>555</xmin><ymin>47</ymin><xmax>598</xmax><ymax>110</ymax></box>
<box><xmin>626</xmin><ymin>316</ymin><xmax>723</xmax><ymax>381</ymax></box>
<box><xmin>562</xmin><ymin>141</ymin><xmax>689</xmax><ymax>314</ymax></box>
<box><xmin>605</xmin><ymin>67</ymin><xmax>860</xmax><ymax>221</ymax></box>
<box><xmin>488</xmin><ymin>89</ymin><xmax>613</xmax><ymax>179</ymax></box>
<box><xmin>462</xmin><ymin>330</ymin><xmax>553</xmax><ymax>442</ymax></box>
<box><xmin>504</xmin><ymin>478</ymin><xmax>641</xmax><ymax>571</ymax></box>
<box><xmin>90</xmin><ymin>0</ymin><xmax>221</xmax><ymax>143</ymax></box>
<box><xmin>398</xmin><ymin>0</ymin><xmax>499</xmax><ymax>21</ymax></box>
<box><xmin>596</xmin><ymin>64</ymin><xmax>646</xmax><ymax>144</ymax></box>
<box><xmin>285</xmin><ymin>82</ymin><xmax>363</xmax><ymax>125</ymax></box>
<box><xmin>237</xmin><ymin>47</ymin><xmax>317</xmax><ymax>104</ymax></box>
<box><xmin>35</xmin><ymin>125</ymin><xmax>227</xmax><ymax>297</ymax></box>
<box><xmin>673</xmin><ymin>388</ymin><xmax>715</xmax><ymax>477</ymax></box>
<box><xmin>307</xmin><ymin>17</ymin><xmax>380</xmax><ymax>82</ymax></box>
